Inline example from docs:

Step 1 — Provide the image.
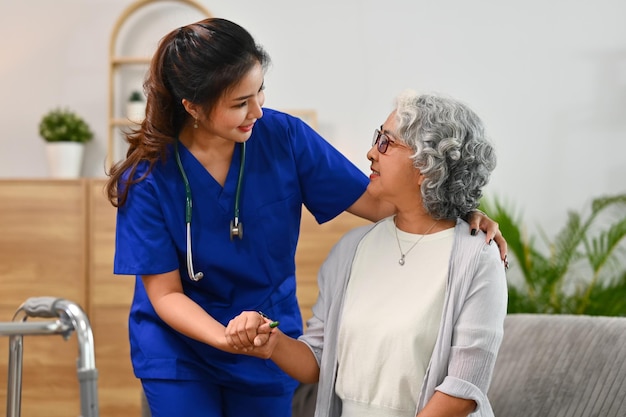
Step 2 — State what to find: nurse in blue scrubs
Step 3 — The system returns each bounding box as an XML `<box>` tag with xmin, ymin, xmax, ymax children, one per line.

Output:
<box><xmin>104</xmin><ymin>18</ymin><xmax>506</xmax><ymax>417</ymax></box>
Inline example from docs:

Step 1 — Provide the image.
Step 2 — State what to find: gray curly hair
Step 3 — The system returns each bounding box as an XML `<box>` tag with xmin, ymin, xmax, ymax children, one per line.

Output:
<box><xmin>394</xmin><ymin>91</ymin><xmax>496</xmax><ymax>219</ymax></box>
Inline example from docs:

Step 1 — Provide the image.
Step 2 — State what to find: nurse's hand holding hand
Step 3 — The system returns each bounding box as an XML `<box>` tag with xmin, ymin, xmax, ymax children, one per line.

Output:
<box><xmin>225</xmin><ymin>311</ymin><xmax>278</xmax><ymax>356</ymax></box>
<box><xmin>227</xmin><ymin>312</ymin><xmax>322</xmax><ymax>384</ymax></box>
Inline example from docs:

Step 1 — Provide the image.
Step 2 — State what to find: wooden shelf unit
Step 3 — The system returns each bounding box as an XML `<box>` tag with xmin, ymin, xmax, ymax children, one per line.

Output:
<box><xmin>107</xmin><ymin>0</ymin><xmax>211</xmax><ymax>169</ymax></box>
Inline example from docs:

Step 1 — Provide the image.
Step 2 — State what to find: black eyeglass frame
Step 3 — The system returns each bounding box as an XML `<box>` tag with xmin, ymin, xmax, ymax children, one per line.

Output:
<box><xmin>372</xmin><ymin>126</ymin><xmax>402</xmax><ymax>154</ymax></box>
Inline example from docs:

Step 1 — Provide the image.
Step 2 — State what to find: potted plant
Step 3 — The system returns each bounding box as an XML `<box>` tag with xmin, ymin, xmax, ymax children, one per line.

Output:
<box><xmin>126</xmin><ymin>90</ymin><xmax>146</xmax><ymax>123</ymax></box>
<box><xmin>39</xmin><ymin>107</ymin><xmax>93</xmax><ymax>178</ymax></box>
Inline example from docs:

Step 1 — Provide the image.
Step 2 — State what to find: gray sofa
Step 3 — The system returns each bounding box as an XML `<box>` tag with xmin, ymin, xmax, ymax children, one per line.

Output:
<box><xmin>292</xmin><ymin>314</ymin><xmax>626</xmax><ymax>417</ymax></box>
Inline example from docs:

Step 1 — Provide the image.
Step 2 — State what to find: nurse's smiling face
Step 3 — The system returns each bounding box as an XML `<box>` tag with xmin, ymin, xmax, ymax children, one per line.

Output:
<box><xmin>205</xmin><ymin>61</ymin><xmax>266</xmax><ymax>143</ymax></box>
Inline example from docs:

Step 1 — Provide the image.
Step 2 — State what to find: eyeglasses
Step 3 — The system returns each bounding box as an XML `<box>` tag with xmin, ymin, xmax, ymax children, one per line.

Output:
<box><xmin>372</xmin><ymin>126</ymin><xmax>402</xmax><ymax>154</ymax></box>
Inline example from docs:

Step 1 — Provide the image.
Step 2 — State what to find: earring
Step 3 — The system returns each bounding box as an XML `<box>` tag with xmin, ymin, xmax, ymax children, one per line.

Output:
<box><xmin>193</xmin><ymin>118</ymin><xmax>198</xmax><ymax>129</ymax></box>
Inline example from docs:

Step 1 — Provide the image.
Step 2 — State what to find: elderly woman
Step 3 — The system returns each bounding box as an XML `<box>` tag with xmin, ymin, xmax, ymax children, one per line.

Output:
<box><xmin>226</xmin><ymin>91</ymin><xmax>508</xmax><ymax>417</ymax></box>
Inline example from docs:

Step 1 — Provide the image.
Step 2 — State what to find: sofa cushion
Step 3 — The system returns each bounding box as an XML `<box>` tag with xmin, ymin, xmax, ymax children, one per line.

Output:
<box><xmin>292</xmin><ymin>382</ymin><xmax>318</xmax><ymax>417</ymax></box>
<box><xmin>489</xmin><ymin>314</ymin><xmax>626</xmax><ymax>417</ymax></box>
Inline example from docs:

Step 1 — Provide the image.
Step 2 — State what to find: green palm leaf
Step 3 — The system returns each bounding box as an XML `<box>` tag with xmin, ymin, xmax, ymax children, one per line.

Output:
<box><xmin>481</xmin><ymin>193</ymin><xmax>626</xmax><ymax>316</ymax></box>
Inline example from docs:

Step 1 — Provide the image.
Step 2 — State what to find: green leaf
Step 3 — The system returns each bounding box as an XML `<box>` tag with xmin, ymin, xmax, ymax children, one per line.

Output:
<box><xmin>39</xmin><ymin>107</ymin><xmax>93</xmax><ymax>143</ymax></box>
<box><xmin>481</xmin><ymin>193</ymin><xmax>626</xmax><ymax>316</ymax></box>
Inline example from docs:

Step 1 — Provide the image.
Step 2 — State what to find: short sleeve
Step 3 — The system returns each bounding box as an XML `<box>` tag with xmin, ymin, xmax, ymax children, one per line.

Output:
<box><xmin>285</xmin><ymin>114</ymin><xmax>368</xmax><ymax>224</ymax></box>
<box><xmin>113</xmin><ymin>175</ymin><xmax>179</xmax><ymax>275</ymax></box>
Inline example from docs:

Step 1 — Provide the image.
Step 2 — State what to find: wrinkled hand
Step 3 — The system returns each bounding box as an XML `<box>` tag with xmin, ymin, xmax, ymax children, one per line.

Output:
<box><xmin>467</xmin><ymin>210</ymin><xmax>509</xmax><ymax>268</ymax></box>
<box><xmin>225</xmin><ymin>311</ymin><xmax>279</xmax><ymax>358</ymax></box>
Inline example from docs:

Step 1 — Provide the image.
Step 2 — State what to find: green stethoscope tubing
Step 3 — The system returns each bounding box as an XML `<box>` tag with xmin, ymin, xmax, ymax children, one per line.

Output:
<box><xmin>174</xmin><ymin>140</ymin><xmax>246</xmax><ymax>281</ymax></box>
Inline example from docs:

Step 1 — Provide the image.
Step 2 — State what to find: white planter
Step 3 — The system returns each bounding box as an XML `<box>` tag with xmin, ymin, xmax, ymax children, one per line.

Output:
<box><xmin>126</xmin><ymin>101</ymin><xmax>146</xmax><ymax>123</ymax></box>
<box><xmin>45</xmin><ymin>142</ymin><xmax>86</xmax><ymax>178</ymax></box>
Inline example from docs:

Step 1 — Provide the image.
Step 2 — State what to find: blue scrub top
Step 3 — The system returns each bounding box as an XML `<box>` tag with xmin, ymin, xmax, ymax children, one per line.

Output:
<box><xmin>114</xmin><ymin>108</ymin><xmax>368</xmax><ymax>393</ymax></box>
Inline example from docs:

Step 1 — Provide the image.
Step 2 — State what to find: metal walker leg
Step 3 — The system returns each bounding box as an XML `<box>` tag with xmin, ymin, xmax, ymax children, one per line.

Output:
<box><xmin>0</xmin><ymin>297</ymin><xmax>99</xmax><ymax>417</ymax></box>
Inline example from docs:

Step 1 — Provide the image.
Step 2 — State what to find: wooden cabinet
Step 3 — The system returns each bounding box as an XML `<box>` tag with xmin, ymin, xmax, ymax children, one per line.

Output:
<box><xmin>87</xmin><ymin>179</ymin><xmax>141</xmax><ymax>416</ymax></box>
<box><xmin>0</xmin><ymin>179</ymin><xmax>369</xmax><ymax>416</ymax></box>
<box><xmin>0</xmin><ymin>180</ymin><xmax>141</xmax><ymax>417</ymax></box>
<box><xmin>0</xmin><ymin>180</ymin><xmax>90</xmax><ymax>417</ymax></box>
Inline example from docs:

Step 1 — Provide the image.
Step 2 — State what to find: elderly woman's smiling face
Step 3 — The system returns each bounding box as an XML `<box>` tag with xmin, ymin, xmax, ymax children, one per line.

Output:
<box><xmin>366</xmin><ymin>111</ymin><xmax>423</xmax><ymax>208</ymax></box>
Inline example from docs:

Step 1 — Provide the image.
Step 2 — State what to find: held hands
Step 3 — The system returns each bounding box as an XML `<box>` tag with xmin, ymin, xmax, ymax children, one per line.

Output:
<box><xmin>225</xmin><ymin>311</ymin><xmax>279</xmax><ymax>359</ymax></box>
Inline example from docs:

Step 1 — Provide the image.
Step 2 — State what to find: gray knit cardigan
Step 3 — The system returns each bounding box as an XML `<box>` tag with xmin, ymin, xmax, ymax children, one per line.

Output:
<box><xmin>298</xmin><ymin>218</ymin><xmax>508</xmax><ymax>417</ymax></box>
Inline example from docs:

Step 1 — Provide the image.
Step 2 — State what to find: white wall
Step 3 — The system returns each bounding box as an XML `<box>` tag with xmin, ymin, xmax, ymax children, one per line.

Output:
<box><xmin>1</xmin><ymin>0</ymin><xmax>625</xmax><ymax>236</ymax></box>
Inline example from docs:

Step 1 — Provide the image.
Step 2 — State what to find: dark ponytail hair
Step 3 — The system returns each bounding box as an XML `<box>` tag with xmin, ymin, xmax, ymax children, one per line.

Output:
<box><xmin>106</xmin><ymin>18</ymin><xmax>270</xmax><ymax>207</ymax></box>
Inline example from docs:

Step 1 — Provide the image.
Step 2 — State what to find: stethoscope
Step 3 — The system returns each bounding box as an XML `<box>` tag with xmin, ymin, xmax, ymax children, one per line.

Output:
<box><xmin>174</xmin><ymin>140</ymin><xmax>246</xmax><ymax>281</ymax></box>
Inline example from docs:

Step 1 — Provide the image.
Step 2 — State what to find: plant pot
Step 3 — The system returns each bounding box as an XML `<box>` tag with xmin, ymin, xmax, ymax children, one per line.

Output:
<box><xmin>126</xmin><ymin>101</ymin><xmax>146</xmax><ymax>124</ymax></box>
<box><xmin>45</xmin><ymin>142</ymin><xmax>86</xmax><ymax>178</ymax></box>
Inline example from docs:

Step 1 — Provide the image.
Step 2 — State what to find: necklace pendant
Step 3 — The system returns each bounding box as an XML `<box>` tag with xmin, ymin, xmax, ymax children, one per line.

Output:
<box><xmin>399</xmin><ymin>255</ymin><xmax>405</xmax><ymax>266</ymax></box>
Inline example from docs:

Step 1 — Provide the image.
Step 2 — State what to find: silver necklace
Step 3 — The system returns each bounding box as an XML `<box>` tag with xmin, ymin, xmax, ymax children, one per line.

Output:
<box><xmin>394</xmin><ymin>217</ymin><xmax>439</xmax><ymax>266</ymax></box>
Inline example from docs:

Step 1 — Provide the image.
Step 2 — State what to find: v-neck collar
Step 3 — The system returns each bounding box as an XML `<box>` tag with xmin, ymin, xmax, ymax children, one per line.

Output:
<box><xmin>175</xmin><ymin>141</ymin><xmax>244</xmax><ymax>207</ymax></box>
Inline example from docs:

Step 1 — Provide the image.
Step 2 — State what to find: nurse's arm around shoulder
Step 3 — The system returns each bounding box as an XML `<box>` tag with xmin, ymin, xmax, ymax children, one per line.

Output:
<box><xmin>141</xmin><ymin>271</ymin><xmax>235</xmax><ymax>353</ymax></box>
<box><xmin>347</xmin><ymin>191</ymin><xmax>508</xmax><ymax>262</ymax></box>
<box><xmin>347</xmin><ymin>189</ymin><xmax>395</xmax><ymax>222</ymax></box>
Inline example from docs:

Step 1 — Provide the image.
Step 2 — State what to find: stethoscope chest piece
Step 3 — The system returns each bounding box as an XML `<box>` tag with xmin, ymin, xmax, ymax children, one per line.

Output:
<box><xmin>230</xmin><ymin>218</ymin><xmax>243</xmax><ymax>240</ymax></box>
